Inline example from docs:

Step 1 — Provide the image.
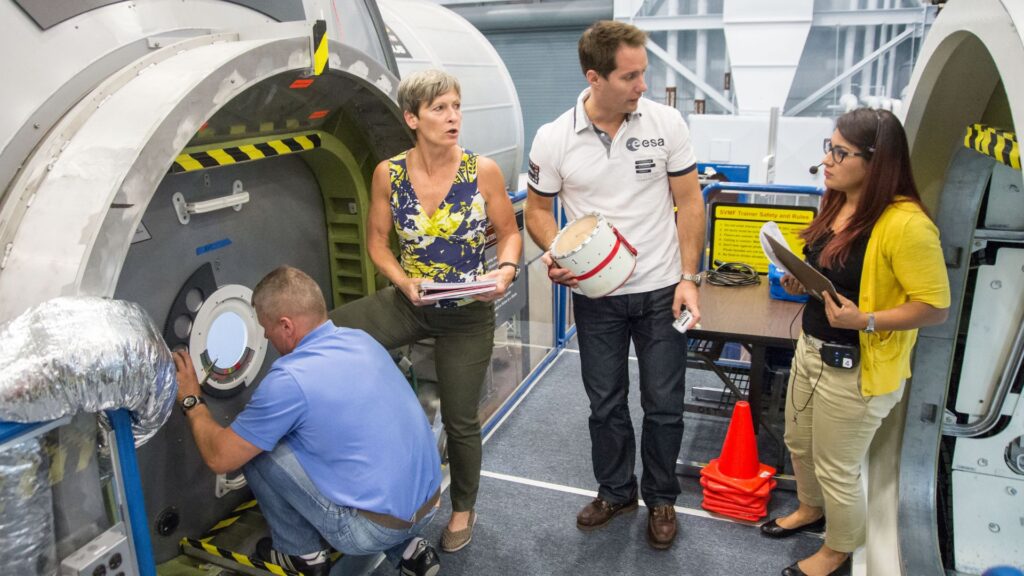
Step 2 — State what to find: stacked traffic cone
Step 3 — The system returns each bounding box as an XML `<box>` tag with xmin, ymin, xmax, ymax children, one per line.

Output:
<box><xmin>700</xmin><ymin>401</ymin><xmax>776</xmax><ymax>521</ymax></box>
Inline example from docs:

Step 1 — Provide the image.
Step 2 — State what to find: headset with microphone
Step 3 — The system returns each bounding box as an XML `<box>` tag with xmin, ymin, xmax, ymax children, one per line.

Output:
<box><xmin>809</xmin><ymin>109</ymin><xmax>884</xmax><ymax>176</ymax></box>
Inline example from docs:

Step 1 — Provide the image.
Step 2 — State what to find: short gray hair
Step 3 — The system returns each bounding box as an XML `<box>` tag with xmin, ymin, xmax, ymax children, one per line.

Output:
<box><xmin>397</xmin><ymin>68</ymin><xmax>461</xmax><ymax>117</ymax></box>
<box><xmin>251</xmin><ymin>266</ymin><xmax>327</xmax><ymax>322</ymax></box>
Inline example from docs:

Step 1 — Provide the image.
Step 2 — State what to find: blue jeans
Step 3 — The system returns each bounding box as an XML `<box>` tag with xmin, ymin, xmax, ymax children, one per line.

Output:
<box><xmin>243</xmin><ymin>443</ymin><xmax>436</xmax><ymax>576</ymax></box>
<box><xmin>572</xmin><ymin>284</ymin><xmax>687</xmax><ymax>507</ymax></box>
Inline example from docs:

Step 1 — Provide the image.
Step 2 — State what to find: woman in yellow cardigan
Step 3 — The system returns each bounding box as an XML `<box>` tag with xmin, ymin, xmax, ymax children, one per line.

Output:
<box><xmin>762</xmin><ymin>108</ymin><xmax>950</xmax><ymax>576</ymax></box>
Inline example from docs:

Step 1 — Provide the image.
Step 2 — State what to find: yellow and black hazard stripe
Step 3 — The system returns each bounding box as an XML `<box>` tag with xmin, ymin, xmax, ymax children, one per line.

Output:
<box><xmin>964</xmin><ymin>124</ymin><xmax>1020</xmax><ymax>170</ymax></box>
<box><xmin>179</xmin><ymin>497</ymin><xmax>344</xmax><ymax>574</ymax></box>
<box><xmin>180</xmin><ymin>537</ymin><xmax>302</xmax><ymax>576</ymax></box>
<box><xmin>202</xmin><ymin>499</ymin><xmax>258</xmax><ymax>538</ymax></box>
<box><xmin>312</xmin><ymin>19</ymin><xmax>328</xmax><ymax>76</ymax></box>
<box><xmin>171</xmin><ymin>133</ymin><xmax>322</xmax><ymax>173</ymax></box>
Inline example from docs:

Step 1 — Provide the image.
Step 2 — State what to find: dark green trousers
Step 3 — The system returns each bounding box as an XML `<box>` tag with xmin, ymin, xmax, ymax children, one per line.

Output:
<box><xmin>329</xmin><ymin>287</ymin><xmax>495</xmax><ymax>512</ymax></box>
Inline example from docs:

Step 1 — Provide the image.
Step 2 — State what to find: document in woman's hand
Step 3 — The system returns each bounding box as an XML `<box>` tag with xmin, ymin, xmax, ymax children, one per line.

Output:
<box><xmin>419</xmin><ymin>280</ymin><xmax>498</xmax><ymax>302</ymax></box>
<box><xmin>763</xmin><ymin>235</ymin><xmax>838</xmax><ymax>302</ymax></box>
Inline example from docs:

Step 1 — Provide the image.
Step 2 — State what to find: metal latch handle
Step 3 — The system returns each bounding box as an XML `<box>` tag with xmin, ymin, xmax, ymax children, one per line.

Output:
<box><xmin>173</xmin><ymin>180</ymin><xmax>249</xmax><ymax>225</ymax></box>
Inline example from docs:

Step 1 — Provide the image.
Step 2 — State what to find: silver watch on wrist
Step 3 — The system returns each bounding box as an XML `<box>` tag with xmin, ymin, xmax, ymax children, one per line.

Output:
<box><xmin>864</xmin><ymin>312</ymin><xmax>876</xmax><ymax>333</ymax></box>
<box><xmin>180</xmin><ymin>394</ymin><xmax>205</xmax><ymax>416</ymax></box>
<box><xmin>681</xmin><ymin>272</ymin><xmax>702</xmax><ymax>286</ymax></box>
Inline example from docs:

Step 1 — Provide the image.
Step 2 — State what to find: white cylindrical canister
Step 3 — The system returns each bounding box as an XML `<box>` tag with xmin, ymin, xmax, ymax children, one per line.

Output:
<box><xmin>549</xmin><ymin>213</ymin><xmax>636</xmax><ymax>298</ymax></box>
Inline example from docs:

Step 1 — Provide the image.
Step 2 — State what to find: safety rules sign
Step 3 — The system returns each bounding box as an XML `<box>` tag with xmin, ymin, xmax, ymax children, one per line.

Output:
<box><xmin>709</xmin><ymin>203</ymin><xmax>817</xmax><ymax>274</ymax></box>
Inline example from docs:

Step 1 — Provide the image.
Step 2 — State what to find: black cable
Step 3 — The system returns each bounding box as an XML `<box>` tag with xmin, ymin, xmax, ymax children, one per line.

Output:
<box><xmin>705</xmin><ymin>260</ymin><xmax>761</xmax><ymax>287</ymax></box>
<box><xmin>790</xmin><ymin>342</ymin><xmax>825</xmax><ymax>422</ymax></box>
<box><xmin>789</xmin><ymin>302</ymin><xmax>806</xmax><ymax>341</ymax></box>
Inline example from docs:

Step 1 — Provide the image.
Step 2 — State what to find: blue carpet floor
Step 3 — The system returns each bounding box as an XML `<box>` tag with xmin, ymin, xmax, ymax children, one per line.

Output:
<box><xmin>374</xmin><ymin>341</ymin><xmax>828</xmax><ymax>575</ymax></box>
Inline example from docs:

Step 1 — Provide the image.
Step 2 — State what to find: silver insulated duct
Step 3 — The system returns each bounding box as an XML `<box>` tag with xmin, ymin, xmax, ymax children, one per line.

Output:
<box><xmin>0</xmin><ymin>437</ymin><xmax>56</xmax><ymax>575</ymax></box>
<box><xmin>0</xmin><ymin>297</ymin><xmax>177</xmax><ymax>446</ymax></box>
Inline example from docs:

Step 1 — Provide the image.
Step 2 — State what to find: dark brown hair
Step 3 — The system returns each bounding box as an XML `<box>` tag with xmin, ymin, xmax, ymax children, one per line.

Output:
<box><xmin>578</xmin><ymin>21</ymin><xmax>647</xmax><ymax>78</ymax></box>
<box><xmin>801</xmin><ymin>108</ymin><xmax>926</xmax><ymax>269</ymax></box>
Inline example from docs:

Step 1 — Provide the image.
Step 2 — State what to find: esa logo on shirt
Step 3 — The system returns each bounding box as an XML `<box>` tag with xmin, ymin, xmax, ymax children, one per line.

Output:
<box><xmin>626</xmin><ymin>137</ymin><xmax>665</xmax><ymax>151</ymax></box>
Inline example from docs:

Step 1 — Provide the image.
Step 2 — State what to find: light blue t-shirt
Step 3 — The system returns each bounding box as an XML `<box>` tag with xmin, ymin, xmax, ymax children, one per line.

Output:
<box><xmin>232</xmin><ymin>321</ymin><xmax>441</xmax><ymax>520</ymax></box>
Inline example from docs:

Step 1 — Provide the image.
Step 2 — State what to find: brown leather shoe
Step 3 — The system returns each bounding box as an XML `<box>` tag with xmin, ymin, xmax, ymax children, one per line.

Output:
<box><xmin>646</xmin><ymin>504</ymin><xmax>677</xmax><ymax>549</ymax></box>
<box><xmin>576</xmin><ymin>497</ymin><xmax>639</xmax><ymax>531</ymax></box>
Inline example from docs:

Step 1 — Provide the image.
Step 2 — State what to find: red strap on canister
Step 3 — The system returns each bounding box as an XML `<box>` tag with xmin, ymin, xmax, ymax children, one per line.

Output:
<box><xmin>574</xmin><ymin>227</ymin><xmax>636</xmax><ymax>281</ymax></box>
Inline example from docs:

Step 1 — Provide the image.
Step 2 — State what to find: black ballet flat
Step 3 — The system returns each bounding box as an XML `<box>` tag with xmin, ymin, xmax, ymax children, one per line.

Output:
<box><xmin>760</xmin><ymin>516</ymin><xmax>826</xmax><ymax>538</ymax></box>
<box><xmin>781</xmin><ymin>563</ymin><xmax>808</xmax><ymax>576</ymax></box>
<box><xmin>780</xmin><ymin>555</ymin><xmax>851</xmax><ymax>576</ymax></box>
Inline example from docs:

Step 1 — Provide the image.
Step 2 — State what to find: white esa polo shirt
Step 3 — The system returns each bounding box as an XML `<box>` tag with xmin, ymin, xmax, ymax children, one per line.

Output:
<box><xmin>528</xmin><ymin>88</ymin><xmax>697</xmax><ymax>295</ymax></box>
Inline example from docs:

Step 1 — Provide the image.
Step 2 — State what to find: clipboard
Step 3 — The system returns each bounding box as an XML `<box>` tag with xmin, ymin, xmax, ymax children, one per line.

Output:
<box><xmin>763</xmin><ymin>235</ymin><xmax>838</xmax><ymax>302</ymax></box>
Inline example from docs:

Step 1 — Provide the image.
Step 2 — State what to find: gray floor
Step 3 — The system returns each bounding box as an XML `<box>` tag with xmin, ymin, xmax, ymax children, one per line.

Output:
<box><xmin>374</xmin><ymin>339</ymin><xmax>828</xmax><ymax>575</ymax></box>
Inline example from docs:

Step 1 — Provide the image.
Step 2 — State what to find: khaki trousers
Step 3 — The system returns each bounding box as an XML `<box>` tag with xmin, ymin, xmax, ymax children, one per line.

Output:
<box><xmin>784</xmin><ymin>333</ymin><xmax>905</xmax><ymax>552</ymax></box>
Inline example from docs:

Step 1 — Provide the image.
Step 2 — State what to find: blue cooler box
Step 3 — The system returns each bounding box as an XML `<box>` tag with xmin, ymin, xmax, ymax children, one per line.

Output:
<box><xmin>768</xmin><ymin>263</ymin><xmax>809</xmax><ymax>303</ymax></box>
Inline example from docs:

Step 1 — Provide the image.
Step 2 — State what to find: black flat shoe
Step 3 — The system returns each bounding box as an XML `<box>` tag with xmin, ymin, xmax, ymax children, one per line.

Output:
<box><xmin>760</xmin><ymin>516</ymin><xmax>826</xmax><ymax>538</ymax></box>
<box><xmin>781</xmin><ymin>563</ymin><xmax>808</xmax><ymax>576</ymax></box>
<box><xmin>780</xmin><ymin>555</ymin><xmax>851</xmax><ymax>576</ymax></box>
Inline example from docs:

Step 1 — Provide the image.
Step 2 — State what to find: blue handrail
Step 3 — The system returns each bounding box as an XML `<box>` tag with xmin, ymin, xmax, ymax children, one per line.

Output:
<box><xmin>0</xmin><ymin>421</ymin><xmax>49</xmax><ymax>446</ymax></box>
<box><xmin>0</xmin><ymin>414</ymin><xmax>155</xmax><ymax>576</ymax></box>
<box><xmin>702</xmin><ymin>181</ymin><xmax>824</xmax><ymax>202</ymax></box>
<box><xmin>108</xmin><ymin>409</ymin><xmax>156</xmax><ymax>576</ymax></box>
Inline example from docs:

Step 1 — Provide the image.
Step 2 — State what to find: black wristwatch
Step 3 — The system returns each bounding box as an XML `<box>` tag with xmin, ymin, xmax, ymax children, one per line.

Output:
<box><xmin>498</xmin><ymin>261</ymin><xmax>520</xmax><ymax>281</ymax></box>
<box><xmin>180</xmin><ymin>394</ymin><xmax>205</xmax><ymax>416</ymax></box>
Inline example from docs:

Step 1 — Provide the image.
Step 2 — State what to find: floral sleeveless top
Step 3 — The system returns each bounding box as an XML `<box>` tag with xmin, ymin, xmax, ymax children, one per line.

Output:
<box><xmin>389</xmin><ymin>149</ymin><xmax>488</xmax><ymax>284</ymax></box>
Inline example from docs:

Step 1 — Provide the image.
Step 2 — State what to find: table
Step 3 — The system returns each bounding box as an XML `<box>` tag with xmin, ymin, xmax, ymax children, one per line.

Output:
<box><xmin>687</xmin><ymin>281</ymin><xmax>804</xmax><ymax>433</ymax></box>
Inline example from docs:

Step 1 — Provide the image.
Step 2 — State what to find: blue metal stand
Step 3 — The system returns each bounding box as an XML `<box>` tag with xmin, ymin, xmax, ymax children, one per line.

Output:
<box><xmin>701</xmin><ymin>181</ymin><xmax>824</xmax><ymax>202</ymax></box>
<box><xmin>107</xmin><ymin>409</ymin><xmax>156</xmax><ymax>576</ymax></box>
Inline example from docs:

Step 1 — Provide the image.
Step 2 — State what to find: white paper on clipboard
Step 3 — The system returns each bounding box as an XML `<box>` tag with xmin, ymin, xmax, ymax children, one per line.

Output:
<box><xmin>759</xmin><ymin>221</ymin><xmax>791</xmax><ymax>273</ymax></box>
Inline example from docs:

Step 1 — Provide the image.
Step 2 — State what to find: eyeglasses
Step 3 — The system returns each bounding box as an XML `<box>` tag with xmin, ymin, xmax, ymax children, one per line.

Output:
<box><xmin>823</xmin><ymin>138</ymin><xmax>871</xmax><ymax>165</ymax></box>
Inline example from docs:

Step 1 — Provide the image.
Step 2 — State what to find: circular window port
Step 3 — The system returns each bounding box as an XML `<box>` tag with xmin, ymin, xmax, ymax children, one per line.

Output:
<box><xmin>206</xmin><ymin>310</ymin><xmax>248</xmax><ymax>368</ymax></box>
<box><xmin>108</xmin><ymin>553</ymin><xmax>122</xmax><ymax>570</ymax></box>
<box><xmin>188</xmin><ymin>284</ymin><xmax>268</xmax><ymax>398</ymax></box>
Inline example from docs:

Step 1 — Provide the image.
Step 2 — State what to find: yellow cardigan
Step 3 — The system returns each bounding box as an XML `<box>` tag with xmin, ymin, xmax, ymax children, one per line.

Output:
<box><xmin>857</xmin><ymin>199</ymin><xmax>950</xmax><ymax>396</ymax></box>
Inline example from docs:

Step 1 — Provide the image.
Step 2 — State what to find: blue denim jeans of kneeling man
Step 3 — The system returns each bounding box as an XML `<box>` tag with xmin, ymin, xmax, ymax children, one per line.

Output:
<box><xmin>243</xmin><ymin>442</ymin><xmax>436</xmax><ymax>576</ymax></box>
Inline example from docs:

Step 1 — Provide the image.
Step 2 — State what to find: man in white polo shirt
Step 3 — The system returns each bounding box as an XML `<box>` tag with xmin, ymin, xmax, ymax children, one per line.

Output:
<box><xmin>525</xmin><ymin>20</ymin><xmax>705</xmax><ymax>550</ymax></box>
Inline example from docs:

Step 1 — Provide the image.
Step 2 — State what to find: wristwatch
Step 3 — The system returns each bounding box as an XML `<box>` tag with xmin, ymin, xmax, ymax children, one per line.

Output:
<box><xmin>180</xmin><ymin>394</ymin><xmax>205</xmax><ymax>416</ymax></box>
<box><xmin>498</xmin><ymin>261</ymin><xmax>520</xmax><ymax>281</ymax></box>
<box><xmin>863</xmin><ymin>312</ymin><xmax>876</xmax><ymax>334</ymax></box>
<box><xmin>681</xmin><ymin>272</ymin><xmax>702</xmax><ymax>286</ymax></box>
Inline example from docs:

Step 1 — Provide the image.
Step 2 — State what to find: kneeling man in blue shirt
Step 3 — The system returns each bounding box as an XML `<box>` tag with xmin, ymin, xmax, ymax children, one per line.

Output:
<box><xmin>174</xmin><ymin>265</ymin><xmax>442</xmax><ymax>576</ymax></box>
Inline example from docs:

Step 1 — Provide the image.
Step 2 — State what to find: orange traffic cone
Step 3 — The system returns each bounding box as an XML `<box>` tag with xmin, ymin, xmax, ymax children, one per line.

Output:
<box><xmin>700</xmin><ymin>401</ymin><xmax>776</xmax><ymax>494</ymax></box>
<box><xmin>699</xmin><ymin>401</ymin><xmax>777</xmax><ymax>520</ymax></box>
<box><xmin>700</xmin><ymin>477</ymin><xmax>776</xmax><ymax>507</ymax></box>
<box><xmin>700</xmin><ymin>495</ymin><xmax>766</xmax><ymax>522</ymax></box>
<box><xmin>718</xmin><ymin>400</ymin><xmax>760</xmax><ymax>478</ymax></box>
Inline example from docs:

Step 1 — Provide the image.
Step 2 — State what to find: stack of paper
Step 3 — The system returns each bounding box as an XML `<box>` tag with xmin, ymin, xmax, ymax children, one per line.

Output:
<box><xmin>419</xmin><ymin>280</ymin><xmax>497</xmax><ymax>302</ymax></box>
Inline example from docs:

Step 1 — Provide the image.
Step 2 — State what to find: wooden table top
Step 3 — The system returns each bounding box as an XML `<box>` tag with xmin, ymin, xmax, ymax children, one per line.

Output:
<box><xmin>689</xmin><ymin>281</ymin><xmax>804</xmax><ymax>348</ymax></box>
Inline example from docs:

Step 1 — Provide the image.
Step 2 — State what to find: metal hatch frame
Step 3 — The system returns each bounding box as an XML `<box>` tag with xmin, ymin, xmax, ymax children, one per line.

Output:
<box><xmin>0</xmin><ymin>32</ymin><xmax>408</xmax><ymax>324</ymax></box>
<box><xmin>898</xmin><ymin>0</ymin><xmax>1024</xmax><ymax>573</ymax></box>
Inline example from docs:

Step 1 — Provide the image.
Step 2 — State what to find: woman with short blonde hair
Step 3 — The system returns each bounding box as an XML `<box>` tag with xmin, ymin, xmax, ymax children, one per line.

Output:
<box><xmin>330</xmin><ymin>67</ymin><xmax>522</xmax><ymax>554</ymax></box>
